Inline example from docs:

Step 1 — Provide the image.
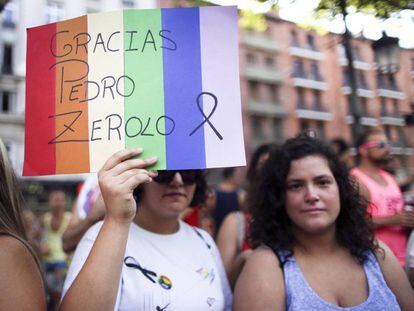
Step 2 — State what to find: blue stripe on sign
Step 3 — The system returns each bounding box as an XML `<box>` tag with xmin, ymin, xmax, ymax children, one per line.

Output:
<box><xmin>161</xmin><ymin>7</ymin><xmax>205</xmax><ymax>169</ymax></box>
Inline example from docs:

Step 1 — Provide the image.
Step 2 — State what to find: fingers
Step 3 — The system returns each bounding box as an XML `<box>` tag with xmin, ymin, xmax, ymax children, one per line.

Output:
<box><xmin>118</xmin><ymin>169</ymin><xmax>158</xmax><ymax>184</ymax></box>
<box><xmin>100</xmin><ymin>148</ymin><xmax>143</xmax><ymax>172</ymax></box>
<box><xmin>110</xmin><ymin>157</ymin><xmax>158</xmax><ymax>177</ymax></box>
<box><xmin>123</xmin><ymin>172</ymin><xmax>154</xmax><ymax>191</ymax></box>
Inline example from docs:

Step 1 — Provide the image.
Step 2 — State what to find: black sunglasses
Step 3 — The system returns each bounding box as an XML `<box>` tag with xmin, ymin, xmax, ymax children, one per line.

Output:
<box><xmin>153</xmin><ymin>170</ymin><xmax>201</xmax><ymax>185</ymax></box>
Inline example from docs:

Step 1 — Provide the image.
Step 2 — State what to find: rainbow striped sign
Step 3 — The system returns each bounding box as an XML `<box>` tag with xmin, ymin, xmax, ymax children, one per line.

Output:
<box><xmin>24</xmin><ymin>6</ymin><xmax>245</xmax><ymax>176</ymax></box>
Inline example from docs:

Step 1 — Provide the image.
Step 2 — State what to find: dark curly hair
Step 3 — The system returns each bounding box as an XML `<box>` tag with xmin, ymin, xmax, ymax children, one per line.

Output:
<box><xmin>248</xmin><ymin>134</ymin><xmax>379</xmax><ymax>263</ymax></box>
<box><xmin>246</xmin><ymin>143</ymin><xmax>277</xmax><ymax>182</ymax></box>
<box><xmin>133</xmin><ymin>170</ymin><xmax>207</xmax><ymax>207</ymax></box>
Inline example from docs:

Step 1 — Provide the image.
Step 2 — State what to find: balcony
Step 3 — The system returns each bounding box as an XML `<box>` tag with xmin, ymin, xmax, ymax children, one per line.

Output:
<box><xmin>338</xmin><ymin>57</ymin><xmax>371</xmax><ymax>70</ymax></box>
<box><xmin>0</xmin><ymin>113</ymin><xmax>24</xmax><ymax>125</ymax></box>
<box><xmin>244</xmin><ymin>65</ymin><xmax>283</xmax><ymax>84</ymax></box>
<box><xmin>342</xmin><ymin>77</ymin><xmax>374</xmax><ymax>98</ymax></box>
<box><xmin>241</xmin><ymin>32</ymin><xmax>280</xmax><ymax>52</ymax></box>
<box><xmin>247</xmin><ymin>100</ymin><xmax>286</xmax><ymax>117</ymax></box>
<box><xmin>289</xmin><ymin>46</ymin><xmax>324</xmax><ymax>61</ymax></box>
<box><xmin>342</xmin><ymin>86</ymin><xmax>374</xmax><ymax>98</ymax></box>
<box><xmin>346</xmin><ymin>116</ymin><xmax>378</xmax><ymax>126</ymax></box>
<box><xmin>377</xmin><ymin>88</ymin><xmax>405</xmax><ymax>100</ymax></box>
<box><xmin>376</xmin><ymin>79</ymin><xmax>405</xmax><ymax>99</ymax></box>
<box><xmin>380</xmin><ymin>110</ymin><xmax>405</xmax><ymax>126</ymax></box>
<box><xmin>296</xmin><ymin>102</ymin><xmax>332</xmax><ymax>121</ymax></box>
<box><xmin>292</xmin><ymin>72</ymin><xmax>328</xmax><ymax>91</ymax></box>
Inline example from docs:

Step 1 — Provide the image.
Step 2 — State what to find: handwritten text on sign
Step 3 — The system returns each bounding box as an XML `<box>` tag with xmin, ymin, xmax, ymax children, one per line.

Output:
<box><xmin>24</xmin><ymin>7</ymin><xmax>245</xmax><ymax>176</ymax></box>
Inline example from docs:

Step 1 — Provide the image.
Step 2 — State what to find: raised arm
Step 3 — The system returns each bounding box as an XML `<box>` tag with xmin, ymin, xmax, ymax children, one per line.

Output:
<box><xmin>233</xmin><ymin>247</ymin><xmax>285</xmax><ymax>311</ymax></box>
<box><xmin>59</xmin><ymin>148</ymin><xmax>157</xmax><ymax>311</ymax></box>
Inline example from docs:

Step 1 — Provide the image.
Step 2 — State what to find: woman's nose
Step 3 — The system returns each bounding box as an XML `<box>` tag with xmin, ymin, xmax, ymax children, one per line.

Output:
<box><xmin>304</xmin><ymin>185</ymin><xmax>320</xmax><ymax>202</ymax></box>
<box><xmin>170</xmin><ymin>172</ymin><xmax>184</xmax><ymax>186</ymax></box>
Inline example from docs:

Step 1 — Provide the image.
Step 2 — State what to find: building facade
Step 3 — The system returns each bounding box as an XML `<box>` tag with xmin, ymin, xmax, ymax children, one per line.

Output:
<box><xmin>240</xmin><ymin>14</ymin><xmax>414</xmax><ymax>177</ymax></box>
<box><xmin>1</xmin><ymin>2</ymin><xmax>413</xmax><ymax>182</ymax></box>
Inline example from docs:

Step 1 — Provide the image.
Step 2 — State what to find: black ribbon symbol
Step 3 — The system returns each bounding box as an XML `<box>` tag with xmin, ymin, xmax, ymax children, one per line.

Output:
<box><xmin>189</xmin><ymin>92</ymin><xmax>223</xmax><ymax>140</ymax></box>
<box><xmin>124</xmin><ymin>256</ymin><xmax>157</xmax><ymax>284</ymax></box>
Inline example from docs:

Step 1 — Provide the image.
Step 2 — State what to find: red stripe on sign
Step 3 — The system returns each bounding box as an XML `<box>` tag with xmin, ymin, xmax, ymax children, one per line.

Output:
<box><xmin>24</xmin><ymin>23</ymin><xmax>57</xmax><ymax>176</ymax></box>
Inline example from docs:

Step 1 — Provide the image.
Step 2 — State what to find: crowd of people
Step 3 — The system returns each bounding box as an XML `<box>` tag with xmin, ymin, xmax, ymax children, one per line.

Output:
<box><xmin>1</xmin><ymin>127</ymin><xmax>414</xmax><ymax>310</ymax></box>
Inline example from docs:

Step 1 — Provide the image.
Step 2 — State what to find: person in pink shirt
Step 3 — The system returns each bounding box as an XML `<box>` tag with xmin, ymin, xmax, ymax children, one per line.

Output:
<box><xmin>350</xmin><ymin>128</ymin><xmax>414</xmax><ymax>267</ymax></box>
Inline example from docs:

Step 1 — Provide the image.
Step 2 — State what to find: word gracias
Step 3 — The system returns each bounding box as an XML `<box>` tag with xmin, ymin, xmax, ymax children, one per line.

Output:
<box><xmin>51</xmin><ymin>28</ymin><xmax>177</xmax><ymax>58</ymax></box>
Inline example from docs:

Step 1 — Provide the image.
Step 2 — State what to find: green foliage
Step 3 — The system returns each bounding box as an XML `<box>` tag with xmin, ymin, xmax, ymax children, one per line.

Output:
<box><xmin>317</xmin><ymin>0</ymin><xmax>413</xmax><ymax>18</ymax></box>
<box><xmin>239</xmin><ymin>10</ymin><xmax>268</xmax><ymax>31</ymax></box>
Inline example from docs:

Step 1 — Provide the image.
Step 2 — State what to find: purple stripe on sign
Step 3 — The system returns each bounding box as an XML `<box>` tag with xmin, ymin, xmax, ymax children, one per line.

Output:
<box><xmin>161</xmin><ymin>7</ymin><xmax>205</xmax><ymax>169</ymax></box>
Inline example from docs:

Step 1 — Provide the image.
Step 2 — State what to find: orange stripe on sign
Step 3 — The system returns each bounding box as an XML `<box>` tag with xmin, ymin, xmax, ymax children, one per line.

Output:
<box><xmin>55</xmin><ymin>16</ymin><xmax>90</xmax><ymax>174</ymax></box>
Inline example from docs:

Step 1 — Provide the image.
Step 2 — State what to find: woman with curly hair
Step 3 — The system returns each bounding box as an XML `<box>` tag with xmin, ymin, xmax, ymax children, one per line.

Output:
<box><xmin>233</xmin><ymin>135</ymin><xmax>414</xmax><ymax>310</ymax></box>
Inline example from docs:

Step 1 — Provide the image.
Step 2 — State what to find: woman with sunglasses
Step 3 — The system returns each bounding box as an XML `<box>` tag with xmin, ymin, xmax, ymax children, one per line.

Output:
<box><xmin>60</xmin><ymin>148</ymin><xmax>232</xmax><ymax>311</ymax></box>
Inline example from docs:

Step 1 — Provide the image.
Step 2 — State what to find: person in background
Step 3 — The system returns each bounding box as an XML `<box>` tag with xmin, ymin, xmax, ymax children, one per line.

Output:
<box><xmin>41</xmin><ymin>190</ymin><xmax>71</xmax><ymax>310</ymax></box>
<box><xmin>23</xmin><ymin>208</ymin><xmax>43</xmax><ymax>258</ymax></box>
<box><xmin>216</xmin><ymin>143</ymin><xmax>275</xmax><ymax>288</ymax></box>
<box><xmin>213</xmin><ymin>167</ymin><xmax>245</xmax><ymax>235</ymax></box>
<box><xmin>233</xmin><ymin>134</ymin><xmax>414</xmax><ymax>310</ymax></box>
<box><xmin>181</xmin><ymin>185</ymin><xmax>216</xmax><ymax>236</ymax></box>
<box><xmin>330</xmin><ymin>138</ymin><xmax>352</xmax><ymax>168</ymax></box>
<box><xmin>60</xmin><ymin>148</ymin><xmax>231</xmax><ymax>310</ymax></box>
<box><xmin>0</xmin><ymin>138</ymin><xmax>46</xmax><ymax>310</ymax></box>
<box><xmin>350</xmin><ymin>128</ymin><xmax>414</xmax><ymax>267</ymax></box>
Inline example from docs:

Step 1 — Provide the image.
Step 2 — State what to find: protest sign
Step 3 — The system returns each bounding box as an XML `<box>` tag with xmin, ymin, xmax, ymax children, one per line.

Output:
<box><xmin>24</xmin><ymin>6</ymin><xmax>245</xmax><ymax>176</ymax></box>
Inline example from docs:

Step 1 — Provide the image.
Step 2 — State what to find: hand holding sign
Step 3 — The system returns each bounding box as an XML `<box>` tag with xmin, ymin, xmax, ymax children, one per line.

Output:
<box><xmin>24</xmin><ymin>6</ymin><xmax>245</xmax><ymax>176</ymax></box>
<box><xmin>98</xmin><ymin>148</ymin><xmax>157</xmax><ymax>224</ymax></box>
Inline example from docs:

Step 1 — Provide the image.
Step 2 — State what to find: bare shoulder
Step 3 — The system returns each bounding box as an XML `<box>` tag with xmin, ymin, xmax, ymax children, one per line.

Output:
<box><xmin>233</xmin><ymin>247</ymin><xmax>285</xmax><ymax>311</ymax></box>
<box><xmin>374</xmin><ymin>241</ymin><xmax>414</xmax><ymax>311</ymax></box>
<box><xmin>0</xmin><ymin>234</ymin><xmax>32</xmax><ymax>260</ymax></box>
<box><xmin>0</xmin><ymin>235</ymin><xmax>46</xmax><ymax>310</ymax></box>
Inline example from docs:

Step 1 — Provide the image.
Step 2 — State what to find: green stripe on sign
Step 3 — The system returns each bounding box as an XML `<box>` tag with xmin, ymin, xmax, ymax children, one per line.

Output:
<box><xmin>124</xmin><ymin>9</ymin><xmax>166</xmax><ymax>169</ymax></box>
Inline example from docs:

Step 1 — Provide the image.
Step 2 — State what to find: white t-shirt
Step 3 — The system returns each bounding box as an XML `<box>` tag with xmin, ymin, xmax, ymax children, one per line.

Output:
<box><xmin>62</xmin><ymin>220</ymin><xmax>232</xmax><ymax>311</ymax></box>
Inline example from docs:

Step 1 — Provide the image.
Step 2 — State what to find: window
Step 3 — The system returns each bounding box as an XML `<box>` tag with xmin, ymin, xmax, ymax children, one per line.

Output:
<box><xmin>46</xmin><ymin>2</ymin><xmax>64</xmax><ymax>23</ymax></box>
<box><xmin>263</xmin><ymin>84</ymin><xmax>279</xmax><ymax>103</ymax></box>
<box><xmin>380</xmin><ymin>97</ymin><xmax>387</xmax><ymax>116</ymax></box>
<box><xmin>1</xmin><ymin>44</ymin><xmax>13</xmax><ymax>74</ymax></box>
<box><xmin>352</xmin><ymin>45</ymin><xmax>362</xmax><ymax>61</ymax></box>
<box><xmin>122</xmin><ymin>0</ymin><xmax>135</xmax><ymax>7</ymax></box>
<box><xmin>387</xmin><ymin>74</ymin><xmax>397</xmax><ymax>90</ymax></box>
<box><xmin>291</xmin><ymin>30</ymin><xmax>299</xmax><ymax>47</ymax></box>
<box><xmin>357</xmin><ymin>71</ymin><xmax>368</xmax><ymax>89</ymax></box>
<box><xmin>306</xmin><ymin>34</ymin><xmax>315</xmax><ymax>50</ymax></box>
<box><xmin>292</xmin><ymin>59</ymin><xmax>304</xmax><ymax>78</ymax></box>
<box><xmin>2</xmin><ymin>2</ymin><xmax>17</xmax><ymax>28</ymax></box>
<box><xmin>272</xmin><ymin>119</ymin><xmax>282</xmax><ymax>143</ymax></box>
<box><xmin>297</xmin><ymin>88</ymin><xmax>306</xmax><ymax>108</ymax></box>
<box><xmin>360</xmin><ymin>98</ymin><xmax>368</xmax><ymax>116</ymax></box>
<box><xmin>312</xmin><ymin>90</ymin><xmax>321</xmax><ymax>109</ymax></box>
<box><xmin>342</xmin><ymin>70</ymin><xmax>350</xmax><ymax>86</ymax></box>
<box><xmin>300</xmin><ymin>120</ymin><xmax>310</xmax><ymax>132</ymax></box>
<box><xmin>251</xmin><ymin>116</ymin><xmax>265</xmax><ymax>140</ymax></box>
<box><xmin>246</xmin><ymin>52</ymin><xmax>256</xmax><ymax>65</ymax></box>
<box><xmin>1</xmin><ymin>92</ymin><xmax>11</xmax><ymax>113</ymax></box>
<box><xmin>248</xmin><ymin>81</ymin><xmax>259</xmax><ymax>101</ymax></box>
<box><xmin>310</xmin><ymin>63</ymin><xmax>321</xmax><ymax>81</ymax></box>
<box><xmin>393</xmin><ymin>99</ymin><xmax>399</xmax><ymax>117</ymax></box>
<box><xmin>316</xmin><ymin>121</ymin><xmax>325</xmax><ymax>138</ymax></box>
<box><xmin>265</xmin><ymin>56</ymin><xmax>274</xmax><ymax>68</ymax></box>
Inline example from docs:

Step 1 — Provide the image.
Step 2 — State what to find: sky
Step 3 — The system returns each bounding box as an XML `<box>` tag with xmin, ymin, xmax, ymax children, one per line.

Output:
<box><xmin>210</xmin><ymin>0</ymin><xmax>414</xmax><ymax>48</ymax></box>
